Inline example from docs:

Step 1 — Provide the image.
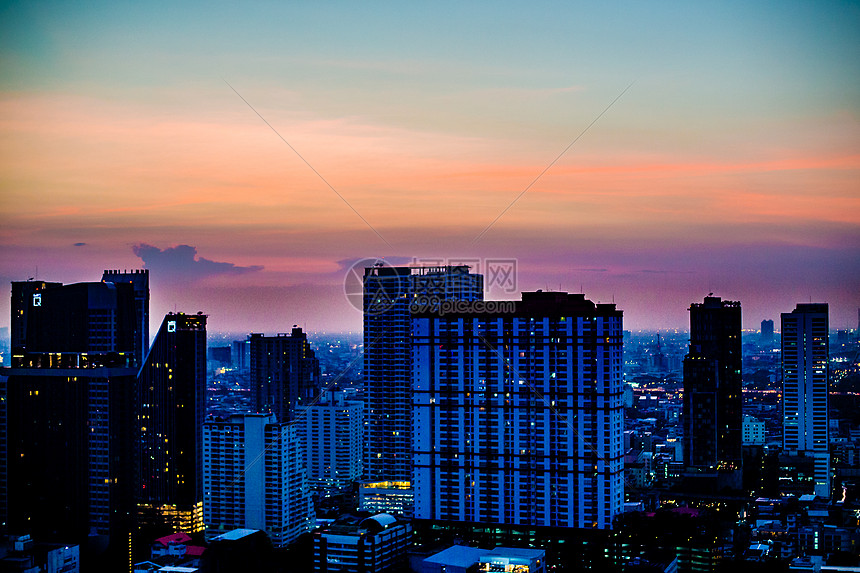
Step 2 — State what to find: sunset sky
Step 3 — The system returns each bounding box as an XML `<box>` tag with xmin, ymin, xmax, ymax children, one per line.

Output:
<box><xmin>1</xmin><ymin>1</ymin><xmax>858</xmax><ymax>335</ymax></box>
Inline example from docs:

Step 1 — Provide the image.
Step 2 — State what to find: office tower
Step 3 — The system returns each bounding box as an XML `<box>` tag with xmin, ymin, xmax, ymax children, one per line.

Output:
<box><xmin>761</xmin><ymin>319</ymin><xmax>774</xmax><ymax>346</ymax></box>
<box><xmin>412</xmin><ymin>291</ymin><xmax>624</xmax><ymax>529</ymax></box>
<box><xmin>203</xmin><ymin>413</ymin><xmax>314</xmax><ymax>546</ymax></box>
<box><xmin>3</xmin><ymin>279</ymin><xmax>138</xmax><ymax>566</ymax></box>
<box><xmin>301</xmin><ymin>389</ymin><xmax>364</xmax><ymax>495</ymax></box>
<box><xmin>782</xmin><ymin>303</ymin><xmax>830</xmax><ymax>498</ymax></box>
<box><xmin>682</xmin><ymin>296</ymin><xmax>742</xmax><ymax>472</ymax></box>
<box><xmin>102</xmin><ymin>269</ymin><xmax>150</xmax><ymax>367</ymax></box>
<box><xmin>364</xmin><ymin>264</ymin><xmax>483</xmax><ymax>486</ymax></box>
<box><xmin>138</xmin><ymin>312</ymin><xmax>207</xmax><ymax>534</ymax></box>
<box><xmin>10</xmin><ymin>281</ymin><xmax>61</xmax><ymax>352</ymax></box>
<box><xmin>11</xmin><ymin>280</ymin><xmax>138</xmax><ymax>361</ymax></box>
<box><xmin>250</xmin><ymin>327</ymin><xmax>320</xmax><ymax>422</ymax></box>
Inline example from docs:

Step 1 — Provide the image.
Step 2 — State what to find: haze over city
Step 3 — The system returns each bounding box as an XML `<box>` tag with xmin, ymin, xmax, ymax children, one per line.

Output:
<box><xmin>1</xmin><ymin>1</ymin><xmax>858</xmax><ymax>334</ymax></box>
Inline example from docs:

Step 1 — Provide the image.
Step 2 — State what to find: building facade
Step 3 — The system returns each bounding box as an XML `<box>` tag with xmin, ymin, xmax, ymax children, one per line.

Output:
<box><xmin>203</xmin><ymin>414</ymin><xmax>314</xmax><ymax>546</ymax></box>
<box><xmin>137</xmin><ymin>312</ymin><xmax>207</xmax><ymax>534</ymax></box>
<box><xmin>363</xmin><ymin>264</ymin><xmax>483</xmax><ymax>490</ymax></box>
<box><xmin>3</xmin><ymin>278</ymin><xmax>140</xmax><ymax>567</ymax></box>
<box><xmin>101</xmin><ymin>269</ymin><xmax>150</xmax><ymax>367</ymax></box>
<box><xmin>412</xmin><ymin>291</ymin><xmax>624</xmax><ymax>529</ymax></box>
<box><xmin>250</xmin><ymin>327</ymin><xmax>320</xmax><ymax>422</ymax></box>
<box><xmin>742</xmin><ymin>415</ymin><xmax>765</xmax><ymax>446</ymax></box>
<box><xmin>313</xmin><ymin>514</ymin><xmax>412</xmax><ymax>573</ymax></box>
<box><xmin>682</xmin><ymin>296</ymin><xmax>743</xmax><ymax>471</ymax></box>
<box><xmin>782</xmin><ymin>303</ymin><xmax>830</xmax><ymax>498</ymax></box>
<box><xmin>302</xmin><ymin>389</ymin><xmax>364</xmax><ymax>496</ymax></box>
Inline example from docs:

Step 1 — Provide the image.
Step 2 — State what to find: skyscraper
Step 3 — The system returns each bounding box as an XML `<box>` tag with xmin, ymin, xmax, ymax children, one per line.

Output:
<box><xmin>682</xmin><ymin>296</ymin><xmax>742</xmax><ymax>473</ymax></box>
<box><xmin>203</xmin><ymin>413</ymin><xmax>314</xmax><ymax>546</ymax></box>
<box><xmin>782</xmin><ymin>303</ymin><xmax>830</xmax><ymax>498</ymax></box>
<box><xmin>250</xmin><ymin>327</ymin><xmax>320</xmax><ymax>422</ymax></box>
<box><xmin>363</xmin><ymin>264</ymin><xmax>483</xmax><ymax>488</ymax></box>
<box><xmin>102</xmin><ymin>269</ymin><xmax>150</xmax><ymax>367</ymax></box>
<box><xmin>301</xmin><ymin>389</ymin><xmax>364</xmax><ymax>496</ymax></box>
<box><xmin>412</xmin><ymin>291</ymin><xmax>624</xmax><ymax>529</ymax></box>
<box><xmin>3</xmin><ymin>278</ymin><xmax>140</xmax><ymax>567</ymax></box>
<box><xmin>137</xmin><ymin>312</ymin><xmax>207</xmax><ymax>535</ymax></box>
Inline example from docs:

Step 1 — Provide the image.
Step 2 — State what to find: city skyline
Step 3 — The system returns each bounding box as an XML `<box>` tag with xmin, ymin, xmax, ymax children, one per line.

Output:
<box><xmin>1</xmin><ymin>1</ymin><xmax>858</xmax><ymax>334</ymax></box>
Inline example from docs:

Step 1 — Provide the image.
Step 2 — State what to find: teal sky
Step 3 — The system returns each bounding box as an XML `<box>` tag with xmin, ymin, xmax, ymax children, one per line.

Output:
<box><xmin>1</xmin><ymin>1</ymin><xmax>858</xmax><ymax>333</ymax></box>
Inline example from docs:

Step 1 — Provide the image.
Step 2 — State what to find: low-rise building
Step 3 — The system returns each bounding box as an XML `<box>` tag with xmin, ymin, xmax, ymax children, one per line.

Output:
<box><xmin>313</xmin><ymin>514</ymin><xmax>412</xmax><ymax>572</ymax></box>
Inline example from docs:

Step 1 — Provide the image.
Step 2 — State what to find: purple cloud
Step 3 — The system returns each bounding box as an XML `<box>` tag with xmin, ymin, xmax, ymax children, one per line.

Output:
<box><xmin>133</xmin><ymin>244</ymin><xmax>263</xmax><ymax>281</ymax></box>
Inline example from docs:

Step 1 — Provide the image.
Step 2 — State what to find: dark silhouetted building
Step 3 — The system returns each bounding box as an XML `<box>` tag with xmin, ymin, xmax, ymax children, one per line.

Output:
<box><xmin>3</xmin><ymin>278</ymin><xmax>141</xmax><ymax>567</ymax></box>
<box><xmin>682</xmin><ymin>296</ymin><xmax>742</xmax><ymax>475</ymax></box>
<box><xmin>137</xmin><ymin>312</ymin><xmax>207</xmax><ymax>535</ymax></box>
<box><xmin>782</xmin><ymin>303</ymin><xmax>830</xmax><ymax>497</ymax></box>
<box><xmin>760</xmin><ymin>319</ymin><xmax>774</xmax><ymax>345</ymax></box>
<box><xmin>250</xmin><ymin>327</ymin><xmax>320</xmax><ymax>422</ymax></box>
<box><xmin>413</xmin><ymin>291</ymin><xmax>624</xmax><ymax>529</ymax></box>
<box><xmin>101</xmin><ymin>269</ymin><xmax>150</xmax><ymax>367</ymax></box>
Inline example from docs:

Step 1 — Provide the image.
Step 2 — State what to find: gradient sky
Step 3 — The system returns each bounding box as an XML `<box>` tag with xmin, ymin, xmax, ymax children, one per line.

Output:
<box><xmin>1</xmin><ymin>0</ymin><xmax>858</xmax><ymax>335</ymax></box>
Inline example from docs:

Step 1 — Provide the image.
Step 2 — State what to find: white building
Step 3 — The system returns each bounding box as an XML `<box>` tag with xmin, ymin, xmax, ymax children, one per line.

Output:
<box><xmin>412</xmin><ymin>291</ymin><xmax>624</xmax><ymax>529</ymax></box>
<box><xmin>302</xmin><ymin>389</ymin><xmax>364</xmax><ymax>495</ymax></box>
<box><xmin>203</xmin><ymin>413</ymin><xmax>315</xmax><ymax>546</ymax></box>
<box><xmin>782</xmin><ymin>303</ymin><xmax>830</xmax><ymax>498</ymax></box>
<box><xmin>743</xmin><ymin>415</ymin><xmax>766</xmax><ymax>445</ymax></box>
<box><xmin>312</xmin><ymin>513</ymin><xmax>412</xmax><ymax>572</ymax></box>
<box><xmin>422</xmin><ymin>546</ymin><xmax>546</xmax><ymax>573</ymax></box>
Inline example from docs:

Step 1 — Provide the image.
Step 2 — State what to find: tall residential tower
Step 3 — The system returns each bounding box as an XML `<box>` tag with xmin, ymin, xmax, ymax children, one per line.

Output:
<box><xmin>250</xmin><ymin>327</ymin><xmax>320</xmax><ymax>422</ymax></box>
<box><xmin>782</xmin><ymin>303</ymin><xmax>830</xmax><ymax>498</ymax></box>
<box><xmin>682</xmin><ymin>296</ymin><xmax>742</xmax><ymax>474</ymax></box>
<box><xmin>363</xmin><ymin>264</ymin><xmax>483</xmax><ymax>490</ymax></box>
<box><xmin>412</xmin><ymin>291</ymin><xmax>624</xmax><ymax>529</ymax></box>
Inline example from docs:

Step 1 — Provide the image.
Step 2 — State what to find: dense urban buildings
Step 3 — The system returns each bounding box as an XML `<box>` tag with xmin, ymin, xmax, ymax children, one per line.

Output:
<box><xmin>682</xmin><ymin>296</ymin><xmax>743</xmax><ymax>476</ymax></box>
<box><xmin>782</xmin><ymin>303</ymin><xmax>830</xmax><ymax>498</ymax></box>
<box><xmin>302</xmin><ymin>389</ymin><xmax>364</xmax><ymax>496</ymax></box>
<box><xmin>137</xmin><ymin>312</ymin><xmax>207</xmax><ymax>535</ymax></box>
<box><xmin>412</xmin><ymin>291</ymin><xmax>624</xmax><ymax>529</ymax></box>
<box><xmin>250</xmin><ymin>327</ymin><xmax>321</xmax><ymax>422</ymax></box>
<box><xmin>362</xmin><ymin>264</ymin><xmax>483</xmax><ymax>508</ymax></box>
<box><xmin>203</xmin><ymin>413</ymin><xmax>315</xmax><ymax>546</ymax></box>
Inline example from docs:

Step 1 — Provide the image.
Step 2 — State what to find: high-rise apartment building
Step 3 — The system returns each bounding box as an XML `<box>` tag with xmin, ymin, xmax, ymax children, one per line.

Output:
<box><xmin>102</xmin><ymin>269</ymin><xmax>150</xmax><ymax>366</ymax></box>
<box><xmin>782</xmin><ymin>303</ymin><xmax>830</xmax><ymax>498</ymax></box>
<box><xmin>250</xmin><ymin>327</ymin><xmax>320</xmax><ymax>422</ymax></box>
<box><xmin>302</xmin><ymin>389</ymin><xmax>364</xmax><ymax>496</ymax></box>
<box><xmin>363</xmin><ymin>264</ymin><xmax>483</xmax><ymax>486</ymax></box>
<box><xmin>138</xmin><ymin>312</ymin><xmax>207</xmax><ymax>534</ymax></box>
<box><xmin>412</xmin><ymin>291</ymin><xmax>624</xmax><ymax>529</ymax></box>
<box><xmin>203</xmin><ymin>413</ymin><xmax>314</xmax><ymax>546</ymax></box>
<box><xmin>3</xmin><ymin>278</ymin><xmax>140</xmax><ymax>568</ymax></box>
<box><xmin>682</xmin><ymin>296</ymin><xmax>742</xmax><ymax>472</ymax></box>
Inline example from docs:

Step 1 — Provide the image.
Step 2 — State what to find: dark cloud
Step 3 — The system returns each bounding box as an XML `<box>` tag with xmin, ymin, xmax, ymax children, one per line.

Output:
<box><xmin>133</xmin><ymin>244</ymin><xmax>263</xmax><ymax>281</ymax></box>
<box><xmin>73</xmin><ymin>242</ymin><xmax>87</xmax><ymax>247</ymax></box>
